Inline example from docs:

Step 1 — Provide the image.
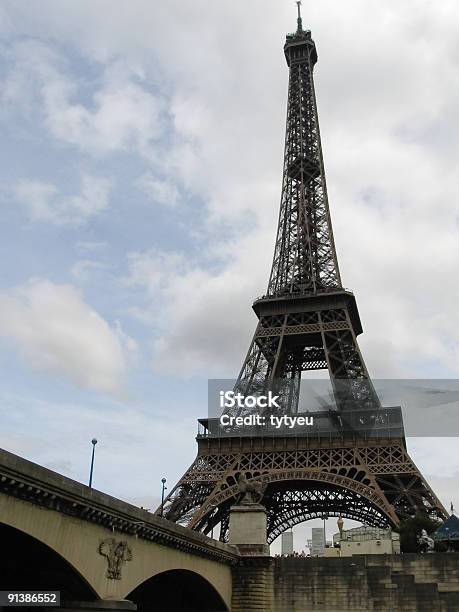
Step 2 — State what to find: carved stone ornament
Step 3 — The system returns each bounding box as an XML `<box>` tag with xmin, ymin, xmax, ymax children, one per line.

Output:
<box><xmin>236</xmin><ymin>473</ymin><xmax>266</xmax><ymax>505</ymax></box>
<box><xmin>417</xmin><ymin>529</ymin><xmax>434</xmax><ymax>554</ymax></box>
<box><xmin>99</xmin><ymin>538</ymin><xmax>133</xmax><ymax>579</ymax></box>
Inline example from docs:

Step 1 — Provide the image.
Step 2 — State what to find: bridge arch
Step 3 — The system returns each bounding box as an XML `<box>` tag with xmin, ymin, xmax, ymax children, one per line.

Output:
<box><xmin>128</xmin><ymin>569</ymin><xmax>229</xmax><ymax>612</ymax></box>
<box><xmin>0</xmin><ymin>522</ymin><xmax>97</xmax><ymax>600</ymax></box>
<box><xmin>0</xmin><ymin>492</ymin><xmax>233</xmax><ymax>608</ymax></box>
<box><xmin>0</xmin><ymin>495</ymin><xmax>106</xmax><ymax>597</ymax></box>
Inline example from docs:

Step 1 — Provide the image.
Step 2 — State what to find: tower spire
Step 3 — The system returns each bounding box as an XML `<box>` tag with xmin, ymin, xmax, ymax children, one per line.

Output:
<box><xmin>296</xmin><ymin>0</ymin><xmax>303</xmax><ymax>32</ymax></box>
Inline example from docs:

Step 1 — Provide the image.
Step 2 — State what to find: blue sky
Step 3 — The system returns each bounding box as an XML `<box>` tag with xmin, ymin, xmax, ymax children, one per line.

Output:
<box><xmin>1</xmin><ymin>0</ymin><xmax>459</xmax><ymax>550</ymax></box>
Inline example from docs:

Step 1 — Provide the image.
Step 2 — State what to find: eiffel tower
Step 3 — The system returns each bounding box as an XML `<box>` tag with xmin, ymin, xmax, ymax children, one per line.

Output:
<box><xmin>158</xmin><ymin>4</ymin><xmax>446</xmax><ymax>542</ymax></box>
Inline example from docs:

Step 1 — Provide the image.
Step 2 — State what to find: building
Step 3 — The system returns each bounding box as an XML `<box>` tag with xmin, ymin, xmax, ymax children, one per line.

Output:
<box><xmin>281</xmin><ymin>530</ymin><xmax>294</xmax><ymax>555</ymax></box>
<box><xmin>308</xmin><ymin>527</ymin><xmax>326</xmax><ymax>556</ymax></box>
<box><xmin>327</xmin><ymin>526</ymin><xmax>400</xmax><ymax>557</ymax></box>
<box><xmin>433</xmin><ymin>513</ymin><xmax>459</xmax><ymax>551</ymax></box>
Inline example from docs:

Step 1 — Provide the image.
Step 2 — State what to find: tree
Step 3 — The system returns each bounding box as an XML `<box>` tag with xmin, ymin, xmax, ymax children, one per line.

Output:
<box><xmin>398</xmin><ymin>512</ymin><xmax>441</xmax><ymax>553</ymax></box>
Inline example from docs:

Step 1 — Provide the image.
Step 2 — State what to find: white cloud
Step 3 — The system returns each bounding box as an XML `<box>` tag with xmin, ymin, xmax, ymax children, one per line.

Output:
<box><xmin>125</xmin><ymin>240</ymin><xmax>271</xmax><ymax>377</ymax></box>
<box><xmin>114</xmin><ymin>320</ymin><xmax>139</xmax><ymax>356</ymax></box>
<box><xmin>1</xmin><ymin>40</ymin><xmax>164</xmax><ymax>157</ymax></box>
<box><xmin>75</xmin><ymin>240</ymin><xmax>108</xmax><ymax>253</ymax></box>
<box><xmin>44</xmin><ymin>62</ymin><xmax>164</xmax><ymax>157</ymax></box>
<box><xmin>14</xmin><ymin>174</ymin><xmax>112</xmax><ymax>225</ymax></box>
<box><xmin>136</xmin><ymin>173</ymin><xmax>179</xmax><ymax>208</ymax></box>
<box><xmin>13</xmin><ymin>181</ymin><xmax>58</xmax><ymax>220</ymax></box>
<box><xmin>126</xmin><ymin>249</ymin><xmax>189</xmax><ymax>297</ymax></box>
<box><xmin>70</xmin><ymin>259</ymin><xmax>110</xmax><ymax>282</ymax></box>
<box><xmin>0</xmin><ymin>279</ymin><xmax>127</xmax><ymax>395</ymax></box>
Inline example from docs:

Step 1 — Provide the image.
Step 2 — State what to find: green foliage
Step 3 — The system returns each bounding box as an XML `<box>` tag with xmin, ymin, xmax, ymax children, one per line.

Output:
<box><xmin>398</xmin><ymin>512</ymin><xmax>442</xmax><ymax>553</ymax></box>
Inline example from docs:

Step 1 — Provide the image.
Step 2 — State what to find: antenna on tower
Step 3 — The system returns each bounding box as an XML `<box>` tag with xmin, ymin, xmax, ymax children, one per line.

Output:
<box><xmin>296</xmin><ymin>1</ymin><xmax>303</xmax><ymax>32</ymax></box>
<box><xmin>296</xmin><ymin>0</ymin><xmax>302</xmax><ymax>18</ymax></box>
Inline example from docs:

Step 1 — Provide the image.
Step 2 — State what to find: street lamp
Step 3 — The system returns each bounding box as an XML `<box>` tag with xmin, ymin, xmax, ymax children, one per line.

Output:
<box><xmin>89</xmin><ymin>438</ymin><xmax>98</xmax><ymax>488</ymax></box>
<box><xmin>160</xmin><ymin>478</ymin><xmax>167</xmax><ymax>516</ymax></box>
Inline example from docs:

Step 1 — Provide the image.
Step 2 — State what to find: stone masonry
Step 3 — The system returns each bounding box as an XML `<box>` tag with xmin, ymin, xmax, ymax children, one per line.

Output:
<box><xmin>231</xmin><ymin>553</ymin><xmax>459</xmax><ymax>612</ymax></box>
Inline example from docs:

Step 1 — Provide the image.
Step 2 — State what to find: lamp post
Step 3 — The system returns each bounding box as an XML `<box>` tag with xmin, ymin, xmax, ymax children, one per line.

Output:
<box><xmin>89</xmin><ymin>438</ymin><xmax>98</xmax><ymax>488</ymax></box>
<box><xmin>160</xmin><ymin>478</ymin><xmax>167</xmax><ymax>517</ymax></box>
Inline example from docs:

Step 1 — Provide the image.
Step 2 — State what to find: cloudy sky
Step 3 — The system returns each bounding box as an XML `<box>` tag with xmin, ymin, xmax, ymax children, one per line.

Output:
<box><xmin>1</xmin><ymin>0</ymin><xmax>458</xmax><ymax>550</ymax></box>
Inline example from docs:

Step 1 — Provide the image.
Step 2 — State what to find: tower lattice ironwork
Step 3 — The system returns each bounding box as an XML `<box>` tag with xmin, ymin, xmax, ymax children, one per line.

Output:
<box><xmin>157</xmin><ymin>6</ymin><xmax>446</xmax><ymax>542</ymax></box>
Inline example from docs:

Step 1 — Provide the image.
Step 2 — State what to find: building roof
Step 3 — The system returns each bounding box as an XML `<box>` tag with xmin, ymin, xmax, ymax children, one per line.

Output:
<box><xmin>433</xmin><ymin>514</ymin><xmax>459</xmax><ymax>541</ymax></box>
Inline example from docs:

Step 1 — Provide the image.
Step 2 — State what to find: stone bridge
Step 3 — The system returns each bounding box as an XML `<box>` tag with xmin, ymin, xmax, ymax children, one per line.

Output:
<box><xmin>0</xmin><ymin>448</ymin><xmax>237</xmax><ymax>611</ymax></box>
<box><xmin>2</xmin><ymin>447</ymin><xmax>459</xmax><ymax>612</ymax></box>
